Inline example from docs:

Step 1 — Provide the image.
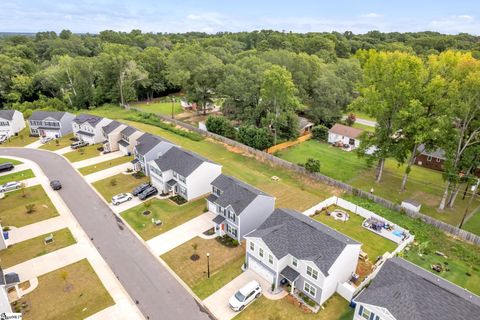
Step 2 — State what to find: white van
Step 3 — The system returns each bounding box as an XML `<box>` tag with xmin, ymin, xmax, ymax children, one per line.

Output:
<box><xmin>229</xmin><ymin>280</ymin><xmax>262</xmax><ymax>312</ymax></box>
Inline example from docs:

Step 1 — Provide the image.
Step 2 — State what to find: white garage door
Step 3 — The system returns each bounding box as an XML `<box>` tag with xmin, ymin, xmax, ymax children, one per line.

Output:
<box><xmin>248</xmin><ymin>257</ymin><xmax>274</xmax><ymax>284</ymax></box>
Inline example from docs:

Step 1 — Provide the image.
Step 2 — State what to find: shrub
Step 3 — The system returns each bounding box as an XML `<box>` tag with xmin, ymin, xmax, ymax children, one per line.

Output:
<box><xmin>25</xmin><ymin>204</ymin><xmax>36</xmax><ymax>214</ymax></box>
<box><xmin>312</xmin><ymin>125</ymin><xmax>328</xmax><ymax>141</ymax></box>
<box><xmin>305</xmin><ymin>158</ymin><xmax>320</xmax><ymax>173</ymax></box>
<box><xmin>109</xmin><ymin>178</ymin><xmax>117</xmax><ymax>187</ymax></box>
<box><xmin>238</xmin><ymin>125</ymin><xmax>273</xmax><ymax>150</ymax></box>
<box><xmin>345</xmin><ymin>113</ymin><xmax>356</xmax><ymax>126</ymax></box>
<box><xmin>205</xmin><ymin>116</ymin><xmax>237</xmax><ymax>139</ymax></box>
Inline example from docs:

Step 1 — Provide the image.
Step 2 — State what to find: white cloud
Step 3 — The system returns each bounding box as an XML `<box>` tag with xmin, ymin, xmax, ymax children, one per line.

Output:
<box><xmin>360</xmin><ymin>13</ymin><xmax>383</xmax><ymax>18</ymax></box>
<box><xmin>429</xmin><ymin>14</ymin><xmax>479</xmax><ymax>33</ymax></box>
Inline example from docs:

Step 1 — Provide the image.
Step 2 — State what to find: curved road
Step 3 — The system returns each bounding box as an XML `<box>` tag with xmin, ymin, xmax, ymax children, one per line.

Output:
<box><xmin>0</xmin><ymin>148</ymin><xmax>212</xmax><ymax>320</ymax></box>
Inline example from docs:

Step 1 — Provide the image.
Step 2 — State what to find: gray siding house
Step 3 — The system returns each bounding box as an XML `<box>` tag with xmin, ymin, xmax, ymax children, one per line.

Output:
<box><xmin>102</xmin><ymin>120</ymin><xmax>127</xmax><ymax>152</ymax></box>
<box><xmin>28</xmin><ymin>111</ymin><xmax>75</xmax><ymax>138</ymax></box>
<box><xmin>132</xmin><ymin>133</ymin><xmax>176</xmax><ymax>176</ymax></box>
<box><xmin>353</xmin><ymin>257</ymin><xmax>480</xmax><ymax>320</ymax></box>
<box><xmin>245</xmin><ymin>209</ymin><xmax>361</xmax><ymax>306</ymax></box>
<box><xmin>206</xmin><ymin>174</ymin><xmax>275</xmax><ymax>241</ymax></box>
<box><xmin>72</xmin><ymin>114</ymin><xmax>112</xmax><ymax>145</ymax></box>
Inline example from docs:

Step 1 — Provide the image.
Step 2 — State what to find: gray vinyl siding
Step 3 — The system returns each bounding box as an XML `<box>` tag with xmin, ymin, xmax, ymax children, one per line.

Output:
<box><xmin>238</xmin><ymin>195</ymin><xmax>275</xmax><ymax>240</ymax></box>
<box><xmin>246</xmin><ymin>252</ymin><xmax>276</xmax><ymax>276</ymax></box>
<box><xmin>59</xmin><ymin>113</ymin><xmax>75</xmax><ymax>136</ymax></box>
<box><xmin>296</xmin><ymin>276</ymin><xmax>322</xmax><ymax>304</ymax></box>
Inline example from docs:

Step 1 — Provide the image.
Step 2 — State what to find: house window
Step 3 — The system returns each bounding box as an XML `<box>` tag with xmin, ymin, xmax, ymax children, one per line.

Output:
<box><xmin>306</xmin><ymin>266</ymin><xmax>318</xmax><ymax>280</ymax></box>
<box><xmin>212</xmin><ymin>186</ymin><xmax>221</xmax><ymax>196</ymax></box>
<box><xmin>227</xmin><ymin>224</ymin><xmax>237</xmax><ymax>237</ymax></box>
<box><xmin>427</xmin><ymin>156</ymin><xmax>432</xmax><ymax>161</ymax></box>
<box><xmin>259</xmin><ymin>248</ymin><xmax>264</xmax><ymax>258</ymax></box>
<box><xmin>228</xmin><ymin>209</ymin><xmax>236</xmax><ymax>223</ymax></box>
<box><xmin>178</xmin><ymin>175</ymin><xmax>186</xmax><ymax>183</ymax></box>
<box><xmin>358</xmin><ymin>305</ymin><xmax>377</xmax><ymax>320</ymax></box>
<box><xmin>173</xmin><ymin>172</ymin><xmax>178</xmax><ymax>179</ymax></box>
<box><xmin>436</xmin><ymin>157</ymin><xmax>441</xmax><ymax>162</ymax></box>
<box><xmin>303</xmin><ymin>282</ymin><xmax>316</xmax><ymax>297</ymax></box>
<box><xmin>268</xmin><ymin>255</ymin><xmax>273</xmax><ymax>265</ymax></box>
<box><xmin>292</xmin><ymin>257</ymin><xmax>298</xmax><ymax>267</ymax></box>
<box><xmin>250</xmin><ymin>242</ymin><xmax>254</xmax><ymax>251</ymax></box>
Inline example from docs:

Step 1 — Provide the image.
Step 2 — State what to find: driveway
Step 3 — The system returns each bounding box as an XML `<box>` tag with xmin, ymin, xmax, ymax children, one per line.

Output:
<box><xmin>203</xmin><ymin>269</ymin><xmax>272</xmax><ymax>320</ymax></box>
<box><xmin>147</xmin><ymin>211</ymin><xmax>215</xmax><ymax>256</ymax></box>
<box><xmin>0</xmin><ymin>148</ymin><xmax>212</xmax><ymax>320</ymax></box>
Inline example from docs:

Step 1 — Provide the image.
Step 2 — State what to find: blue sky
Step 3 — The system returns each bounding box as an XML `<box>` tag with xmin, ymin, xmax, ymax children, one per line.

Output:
<box><xmin>1</xmin><ymin>0</ymin><xmax>479</xmax><ymax>34</ymax></box>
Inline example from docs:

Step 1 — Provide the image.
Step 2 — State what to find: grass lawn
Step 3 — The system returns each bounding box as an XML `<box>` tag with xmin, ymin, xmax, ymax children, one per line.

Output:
<box><xmin>352</xmin><ymin>122</ymin><xmax>375</xmax><ymax>132</ymax></box>
<box><xmin>39</xmin><ymin>133</ymin><xmax>74</xmax><ymax>151</ymax></box>
<box><xmin>0</xmin><ymin>185</ymin><xmax>59</xmax><ymax>227</ymax></box>
<box><xmin>463</xmin><ymin>211</ymin><xmax>480</xmax><ymax>235</ymax></box>
<box><xmin>0</xmin><ymin>127</ymin><xmax>37</xmax><ymax>147</ymax></box>
<box><xmin>133</xmin><ymin>101</ymin><xmax>183</xmax><ymax>116</ymax></box>
<box><xmin>0</xmin><ymin>169</ymin><xmax>35</xmax><ymax>185</ymax></box>
<box><xmin>63</xmin><ymin>144</ymin><xmax>102</xmax><ymax>162</ymax></box>
<box><xmin>313</xmin><ymin>208</ymin><xmax>397</xmax><ymax>260</ymax></box>
<box><xmin>121</xmin><ymin>197</ymin><xmax>206</xmax><ymax>240</ymax></box>
<box><xmin>0</xmin><ymin>157</ymin><xmax>22</xmax><ymax>165</ymax></box>
<box><xmin>92</xmin><ymin>173</ymin><xmax>149</xmax><ymax>201</ymax></box>
<box><xmin>161</xmin><ymin>237</ymin><xmax>245</xmax><ymax>300</ymax></box>
<box><xmin>12</xmin><ymin>259</ymin><xmax>114</xmax><ymax>319</ymax></box>
<box><xmin>78</xmin><ymin>155</ymin><xmax>133</xmax><ymax>176</ymax></box>
<box><xmin>346</xmin><ymin>111</ymin><xmax>376</xmax><ymax>122</ymax></box>
<box><xmin>276</xmin><ymin>140</ymin><xmax>370</xmax><ymax>182</ymax></box>
<box><xmin>234</xmin><ymin>294</ymin><xmax>354</xmax><ymax>320</ymax></box>
<box><xmin>0</xmin><ymin>228</ymin><xmax>76</xmax><ymax>268</ymax></box>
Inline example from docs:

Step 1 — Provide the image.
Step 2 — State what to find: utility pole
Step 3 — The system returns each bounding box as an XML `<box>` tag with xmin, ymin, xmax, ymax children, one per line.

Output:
<box><xmin>459</xmin><ymin>178</ymin><xmax>479</xmax><ymax>229</ymax></box>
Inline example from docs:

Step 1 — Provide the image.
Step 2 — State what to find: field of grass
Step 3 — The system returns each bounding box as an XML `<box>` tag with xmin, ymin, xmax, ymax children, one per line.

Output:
<box><xmin>13</xmin><ymin>259</ymin><xmax>114</xmax><ymax>319</ymax></box>
<box><xmin>352</xmin><ymin>122</ymin><xmax>375</xmax><ymax>132</ymax></box>
<box><xmin>0</xmin><ymin>127</ymin><xmax>37</xmax><ymax>147</ymax></box>
<box><xmin>234</xmin><ymin>294</ymin><xmax>354</xmax><ymax>320</ymax></box>
<box><xmin>92</xmin><ymin>173</ymin><xmax>149</xmax><ymax>201</ymax></box>
<box><xmin>0</xmin><ymin>185</ymin><xmax>59</xmax><ymax>227</ymax></box>
<box><xmin>0</xmin><ymin>169</ymin><xmax>35</xmax><ymax>185</ymax></box>
<box><xmin>121</xmin><ymin>197</ymin><xmax>206</xmax><ymax>240</ymax></box>
<box><xmin>39</xmin><ymin>133</ymin><xmax>74</xmax><ymax>151</ymax></box>
<box><xmin>79</xmin><ymin>156</ymin><xmax>133</xmax><ymax>175</ymax></box>
<box><xmin>161</xmin><ymin>237</ymin><xmax>245</xmax><ymax>300</ymax></box>
<box><xmin>63</xmin><ymin>144</ymin><xmax>102</xmax><ymax>162</ymax></box>
<box><xmin>133</xmin><ymin>100</ymin><xmax>183</xmax><ymax>116</ymax></box>
<box><xmin>463</xmin><ymin>211</ymin><xmax>480</xmax><ymax>235</ymax></box>
<box><xmin>0</xmin><ymin>157</ymin><xmax>22</xmax><ymax>165</ymax></box>
<box><xmin>0</xmin><ymin>228</ymin><xmax>76</xmax><ymax>268</ymax></box>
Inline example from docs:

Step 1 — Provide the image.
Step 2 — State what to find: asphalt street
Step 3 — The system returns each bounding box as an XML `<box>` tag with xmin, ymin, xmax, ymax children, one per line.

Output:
<box><xmin>0</xmin><ymin>148</ymin><xmax>213</xmax><ymax>320</ymax></box>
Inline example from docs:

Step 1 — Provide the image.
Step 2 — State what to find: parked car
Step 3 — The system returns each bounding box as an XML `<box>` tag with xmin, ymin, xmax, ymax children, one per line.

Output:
<box><xmin>0</xmin><ymin>181</ymin><xmax>22</xmax><ymax>193</ymax></box>
<box><xmin>41</xmin><ymin>137</ymin><xmax>53</xmax><ymax>144</ymax></box>
<box><xmin>132</xmin><ymin>183</ymin><xmax>151</xmax><ymax>196</ymax></box>
<box><xmin>50</xmin><ymin>180</ymin><xmax>62</xmax><ymax>190</ymax></box>
<box><xmin>229</xmin><ymin>281</ymin><xmax>262</xmax><ymax>312</ymax></box>
<box><xmin>138</xmin><ymin>186</ymin><xmax>158</xmax><ymax>200</ymax></box>
<box><xmin>70</xmin><ymin>140</ymin><xmax>89</xmax><ymax>149</ymax></box>
<box><xmin>0</xmin><ymin>162</ymin><xmax>14</xmax><ymax>173</ymax></box>
<box><xmin>112</xmin><ymin>193</ymin><xmax>133</xmax><ymax>205</ymax></box>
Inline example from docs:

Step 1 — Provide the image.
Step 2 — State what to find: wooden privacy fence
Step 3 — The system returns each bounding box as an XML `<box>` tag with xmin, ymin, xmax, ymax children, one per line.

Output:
<box><xmin>266</xmin><ymin>133</ymin><xmax>312</xmax><ymax>154</ymax></box>
<box><xmin>126</xmin><ymin>106</ymin><xmax>480</xmax><ymax>245</ymax></box>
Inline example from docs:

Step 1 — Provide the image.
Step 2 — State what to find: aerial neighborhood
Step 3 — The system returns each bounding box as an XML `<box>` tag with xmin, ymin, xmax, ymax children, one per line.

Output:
<box><xmin>0</xmin><ymin>3</ymin><xmax>480</xmax><ymax>320</ymax></box>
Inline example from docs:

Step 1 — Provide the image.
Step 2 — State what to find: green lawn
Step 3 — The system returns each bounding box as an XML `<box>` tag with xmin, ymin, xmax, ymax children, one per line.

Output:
<box><xmin>0</xmin><ymin>126</ymin><xmax>37</xmax><ymax>147</ymax></box>
<box><xmin>92</xmin><ymin>173</ymin><xmax>149</xmax><ymax>201</ymax></box>
<box><xmin>39</xmin><ymin>133</ymin><xmax>74</xmax><ymax>151</ymax></box>
<box><xmin>313</xmin><ymin>208</ymin><xmax>397</xmax><ymax>260</ymax></box>
<box><xmin>134</xmin><ymin>101</ymin><xmax>183</xmax><ymax>116</ymax></box>
<box><xmin>79</xmin><ymin>156</ymin><xmax>133</xmax><ymax>175</ymax></box>
<box><xmin>0</xmin><ymin>185</ymin><xmax>59</xmax><ymax>227</ymax></box>
<box><xmin>63</xmin><ymin>144</ymin><xmax>102</xmax><ymax>162</ymax></box>
<box><xmin>463</xmin><ymin>211</ymin><xmax>480</xmax><ymax>235</ymax></box>
<box><xmin>0</xmin><ymin>157</ymin><xmax>22</xmax><ymax>165</ymax></box>
<box><xmin>0</xmin><ymin>169</ymin><xmax>35</xmax><ymax>185</ymax></box>
<box><xmin>13</xmin><ymin>259</ymin><xmax>114</xmax><ymax>319</ymax></box>
<box><xmin>352</xmin><ymin>122</ymin><xmax>375</xmax><ymax>132</ymax></box>
<box><xmin>234</xmin><ymin>294</ymin><xmax>354</xmax><ymax>320</ymax></box>
<box><xmin>121</xmin><ymin>197</ymin><xmax>206</xmax><ymax>240</ymax></box>
<box><xmin>346</xmin><ymin>110</ymin><xmax>376</xmax><ymax>122</ymax></box>
<box><xmin>0</xmin><ymin>228</ymin><xmax>76</xmax><ymax>268</ymax></box>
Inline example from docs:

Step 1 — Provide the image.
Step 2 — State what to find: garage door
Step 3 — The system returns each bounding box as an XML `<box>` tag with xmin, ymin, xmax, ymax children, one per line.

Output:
<box><xmin>248</xmin><ymin>257</ymin><xmax>274</xmax><ymax>284</ymax></box>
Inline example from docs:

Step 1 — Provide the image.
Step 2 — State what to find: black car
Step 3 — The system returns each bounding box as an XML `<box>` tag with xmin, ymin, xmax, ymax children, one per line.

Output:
<box><xmin>132</xmin><ymin>183</ymin><xmax>151</xmax><ymax>196</ymax></box>
<box><xmin>50</xmin><ymin>180</ymin><xmax>62</xmax><ymax>190</ymax></box>
<box><xmin>0</xmin><ymin>162</ymin><xmax>14</xmax><ymax>173</ymax></box>
<box><xmin>138</xmin><ymin>186</ymin><xmax>158</xmax><ymax>200</ymax></box>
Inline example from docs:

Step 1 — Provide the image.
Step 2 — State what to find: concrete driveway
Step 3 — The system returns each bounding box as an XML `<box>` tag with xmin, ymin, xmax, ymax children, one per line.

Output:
<box><xmin>203</xmin><ymin>269</ymin><xmax>272</xmax><ymax>320</ymax></box>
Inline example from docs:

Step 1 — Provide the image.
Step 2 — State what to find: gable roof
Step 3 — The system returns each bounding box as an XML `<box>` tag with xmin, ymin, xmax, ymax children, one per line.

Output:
<box><xmin>298</xmin><ymin>117</ymin><xmax>314</xmax><ymax>130</ymax></box>
<box><xmin>102</xmin><ymin>120</ymin><xmax>124</xmax><ymax>135</ymax></box>
<box><xmin>247</xmin><ymin>208</ymin><xmax>359</xmax><ymax>274</ymax></box>
<box><xmin>73</xmin><ymin>114</ymin><xmax>104</xmax><ymax>127</ymax></box>
<box><xmin>0</xmin><ymin>110</ymin><xmax>17</xmax><ymax>121</ymax></box>
<box><xmin>120</xmin><ymin>125</ymin><xmax>140</xmax><ymax>137</ymax></box>
<box><xmin>328</xmin><ymin>123</ymin><xmax>363</xmax><ymax>139</ymax></box>
<box><xmin>135</xmin><ymin>133</ymin><xmax>171</xmax><ymax>155</ymax></box>
<box><xmin>0</xmin><ymin>268</ymin><xmax>20</xmax><ymax>286</ymax></box>
<box><xmin>29</xmin><ymin>111</ymin><xmax>68</xmax><ymax>121</ymax></box>
<box><xmin>417</xmin><ymin>144</ymin><xmax>446</xmax><ymax>160</ymax></box>
<box><xmin>153</xmin><ymin>146</ymin><xmax>217</xmax><ymax>177</ymax></box>
<box><xmin>210</xmin><ymin>174</ymin><xmax>271</xmax><ymax>214</ymax></box>
<box><xmin>355</xmin><ymin>257</ymin><xmax>480</xmax><ymax>320</ymax></box>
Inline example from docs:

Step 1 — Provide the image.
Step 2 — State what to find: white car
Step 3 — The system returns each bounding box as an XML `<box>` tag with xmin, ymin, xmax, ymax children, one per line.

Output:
<box><xmin>229</xmin><ymin>280</ymin><xmax>262</xmax><ymax>312</ymax></box>
<box><xmin>0</xmin><ymin>181</ymin><xmax>22</xmax><ymax>193</ymax></box>
<box><xmin>112</xmin><ymin>193</ymin><xmax>133</xmax><ymax>206</ymax></box>
<box><xmin>41</xmin><ymin>137</ymin><xmax>53</xmax><ymax>144</ymax></box>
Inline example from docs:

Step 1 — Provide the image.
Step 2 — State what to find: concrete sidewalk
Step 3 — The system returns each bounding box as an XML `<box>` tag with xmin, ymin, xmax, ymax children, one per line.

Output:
<box><xmin>147</xmin><ymin>212</ymin><xmax>215</xmax><ymax>256</ymax></box>
<box><xmin>0</xmin><ymin>163</ymin><xmax>30</xmax><ymax>177</ymax></box>
<box><xmin>7</xmin><ymin>216</ymin><xmax>68</xmax><ymax>245</ymax></box>
<box><xmin>84</xmin><ymin>163</ymin><xmax>132</xmax><ymax>183</ymax></box>
<box><xmin>73</xmin><ymin>151</ymin><xmax>124</xmax><ymax>169</ymax></box>
<box><xmin>24</xmin><ymin>140</ymin><xmax>43</xmax><ymax>149</ymax></box>
<box><xmin>54</xmin><ymin>146</ymin><xmax>73</xmax><ymax>155</ymax></box>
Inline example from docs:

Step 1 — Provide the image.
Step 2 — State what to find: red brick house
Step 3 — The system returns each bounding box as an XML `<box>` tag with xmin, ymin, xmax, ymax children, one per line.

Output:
<box><xmin>414</xmin><ymin>144</ymin><xmax>445</xmax><ymax>171</ymax></box>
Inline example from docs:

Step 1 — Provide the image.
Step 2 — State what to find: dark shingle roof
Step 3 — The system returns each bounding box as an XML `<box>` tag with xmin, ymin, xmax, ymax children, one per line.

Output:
<box><xmin>118</xmin><ymin>140</ymin><xmax>129</xmax><ymax>147</ymax></box>
<box><xmin>418</xmin><ymin>144</ymin><xmax>446</xmax><ymax>160</ymax></box>
<box><xmin>154</xmin><ymin>146</ymin><xmax>216</xmax><ymax>177</ymax></box>
<box><xmin>0</xmin><ymin>110</ymin><xmax>16</xmax><ymax>121</ymax></box>
<box><xmin>29</xmin><ymin>111</ymin><xmax>67</xmax><ymax>121</ymax></box>
<box><xmin>120</xmin><ymin>126</ymin><xmax>139</xmax><ymax>137</ymax></box>
<box><xmin>0</xmin><ymin>269</ymin><xmax>20</xmax><ymax>286</ymax></box>
<box><xmin>355</xmin><ymin>258</ymin><xmax>480</xmax><ymax>320</ymax></box>
<box><xmin>73</xmin><ymin>114</ymin><xmax>104</xmax><ymax>126</ymax></box>
<box><xmin>280</xmin><ymin>265</ymin><xmax>300</xmax><ymax>282</ymax></box>
<box><xmin>135</xmin><ymin>133</ymin><xmax>171</xmax><ymax>155</ymax></box>
<box><xmin>102</xmin><ymin>120</ymin><xmax>123</xmax><ymax>135</ymax></box>
<box><xmin>247</xmin><ymin>208</ymin><xmax>359</xmax><ymax>274</ymax></box>
<box><xmin>210</xmin><ymin>174</ymin><xmax>271</xmax><ymax>214</ymax></box>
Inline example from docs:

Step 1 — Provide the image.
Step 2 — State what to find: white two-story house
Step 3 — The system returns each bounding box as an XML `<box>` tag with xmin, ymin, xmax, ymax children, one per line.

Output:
<box><xmin>72</xmin><ymin>114</ymin><xmax>112</xmax><ymax>145</ymax></box>
<box><xmin>206</xmin><ymin>174</ymin><xmax>275</xmax><ymax>241</ymax></box>
<box><xmin>147</xmin><ymin>146</ymin><xmax>222</xmax><ymax>201</ymax></box>
<box><xmin>28</xmin><ymin>111</ymin><xmax>75</xmax><ymax>138</ymax></box>
<box><xmin>245</xmin><ymin>208</ymin><xmax>361</xmax><ymax>306</ymax></box>
<box><xmin>353</xmin><ymin>257</ymin><xmax>480</xmax><ymax>320</ymax></box>
<box><xmin>132</xmin><ymin>133</ymin><xmax>176</xmax><ymax>176</ymax></box>
<box><xmin>102</xmin><ymin>120</ymin><xmax>127</xmax><ymax>153</ymax></box>
<box><xmin>118</xmin><ymin>126</ymin><xmax>144</xmax><ymax>156</ymax></box>
<box><xmin>0</xmin><ymin>110</ymin><xmax>25</xmax><ymax>138</ymax></box>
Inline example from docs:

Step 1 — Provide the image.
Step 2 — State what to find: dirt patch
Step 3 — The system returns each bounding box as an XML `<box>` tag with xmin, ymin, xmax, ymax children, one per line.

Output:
<box><xmin>356</xmin><ymin>259</ymin><xmax>374</xmax><ymax>282</ymax></box>
<box><xmin>410</xmin><ymin>191</ymin><xmax>438</xmax><ymax>207</ymax></box>
<box><xmin>285</xmin><ymin>294</ymin><xmax>312</xmax><ymax>313</ymax></box>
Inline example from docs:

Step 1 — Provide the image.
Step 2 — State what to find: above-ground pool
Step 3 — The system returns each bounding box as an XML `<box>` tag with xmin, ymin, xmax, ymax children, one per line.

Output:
<box><xmin>392</xmin><ymin>230</ymin><xmax>403</xmax><ymax>237</ymax></box>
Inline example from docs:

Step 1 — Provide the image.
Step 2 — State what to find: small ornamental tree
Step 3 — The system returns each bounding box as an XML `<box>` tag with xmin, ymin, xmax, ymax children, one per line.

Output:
<box><xmin>305</xmin><ymin>158</ymin><xmax>321</xmax><ymax>173</ymax></box>
<box><xmin>345</xmin><ymin>113</ymin><xmax>356</xmax><ymax>126</ymax></box>
<box><xmin>312</xmin><ymin>125</ymin><xmax>329</xmax><ymax>141</ymax></box>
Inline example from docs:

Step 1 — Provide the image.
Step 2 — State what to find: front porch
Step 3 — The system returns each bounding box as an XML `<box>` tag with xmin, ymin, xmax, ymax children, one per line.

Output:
<box><xmin>279</xmin><ymin>266</ymin><xmax>320</xmax><ymax>313</ymax></box>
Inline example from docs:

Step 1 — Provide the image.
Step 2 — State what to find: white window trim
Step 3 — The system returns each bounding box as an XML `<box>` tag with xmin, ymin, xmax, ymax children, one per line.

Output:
<box><xmin>268</xmin><ymin>254</ymin><xmax>273</xmax><ymax>265</ymax></box>
<box><xmin>292</xmin><ymin>257</ymin><xmax>298</xmax><ymax>268</ymax></box>
<box><xmin>306</xmin><ymin>265</ymin><xmax>318</xmax><ymax>280</ymax></box>
<box><xmin>303</xmin><ymin>281</ymin><xmax>316</xmax><ymax>297</ymax></box>
<box><xmin>427</xmin><ymin>155</ymin><xmax>432</xmax><ymax>161</ymax></box>
<box><xmin>259</xmin><ymin>248</ymin><xmax>264</xmax><ymax>258</ymax></box>
<box><xmin>249</xmin><ymin>242</ymin><xmax>255</xmax><ymax>252</ymax></box>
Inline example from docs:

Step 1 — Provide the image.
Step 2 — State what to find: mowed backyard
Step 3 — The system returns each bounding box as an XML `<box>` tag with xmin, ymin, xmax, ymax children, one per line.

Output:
<box><xmin>133</xmin><ymin>100</ymin><xmax>183</xmax><ymax>116</ymax></box>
